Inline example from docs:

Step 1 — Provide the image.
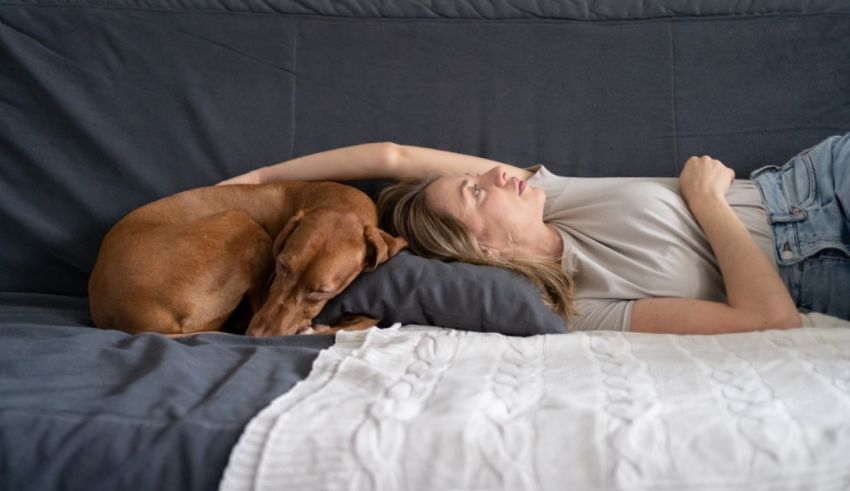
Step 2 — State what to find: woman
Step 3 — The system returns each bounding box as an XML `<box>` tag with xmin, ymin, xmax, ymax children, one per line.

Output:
<box><xmin>218</xmin><ymin>135</ymin><xmax>850</xmax><ymax>333</ymax></box>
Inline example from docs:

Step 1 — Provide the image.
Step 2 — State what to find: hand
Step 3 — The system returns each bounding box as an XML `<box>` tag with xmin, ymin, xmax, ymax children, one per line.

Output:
<box><xmin>215</xmin><ymin>169</ymin><xmax>262</xmax><ymax>186</ymax></box>
<box><xmin>679</xmin><ymin>155</ymin><xmax>735</xmax><ymax>205</ymax></box>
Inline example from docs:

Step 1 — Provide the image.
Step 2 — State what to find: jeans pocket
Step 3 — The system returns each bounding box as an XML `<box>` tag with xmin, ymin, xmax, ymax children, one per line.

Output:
<box><xmin>779</xmin><ymin>151</ymin><xmax>816</xmax><ymax>211</ymax></box>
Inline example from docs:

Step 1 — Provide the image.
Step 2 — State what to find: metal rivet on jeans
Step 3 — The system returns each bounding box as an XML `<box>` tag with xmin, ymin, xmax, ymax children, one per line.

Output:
<box><xmin>781</xmin><ymin>242</ymin><xmax>794</xmax><ymax>261</ymax></box>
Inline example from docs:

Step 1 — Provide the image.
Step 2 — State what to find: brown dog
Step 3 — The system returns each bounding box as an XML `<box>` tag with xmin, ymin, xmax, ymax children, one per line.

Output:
<box><xmin>88</xmin><ymin>181</ymin><xmax>406</xmax><ymax>337</ymax></box>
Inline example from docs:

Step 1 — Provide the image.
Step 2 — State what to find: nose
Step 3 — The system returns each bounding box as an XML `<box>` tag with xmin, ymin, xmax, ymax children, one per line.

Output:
<box><xmin>486</xmin><ymin>165</ymin><xmax>509</xmax><ymax>187</ymax></box>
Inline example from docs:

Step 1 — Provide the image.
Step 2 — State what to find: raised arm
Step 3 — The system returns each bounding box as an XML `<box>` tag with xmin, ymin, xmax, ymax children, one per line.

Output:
<box><xmin>217</xmin><ymin>141</ymin><xmax>532</xmax><ymax>185</ymax></box>
<box><xmin>629</xmin><ymin>156</ymin><xmax>802</xmax><ymax>334</ymax></box>
<box><xmin>216</xmin><ymin>142</ymin><xmax>399</xmax><ymax>185</ymax></box>
<box><xmin>393</xmin><ymin>144</ymin><xmax>533</xmax><ymax>181</ymax></box>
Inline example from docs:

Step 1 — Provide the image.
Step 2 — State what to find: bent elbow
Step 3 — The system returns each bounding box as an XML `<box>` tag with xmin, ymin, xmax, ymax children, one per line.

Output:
<box><xmin>766</xmin><ymin>308</ymin><xmax>803</xmax><ymax>330</ymax></box>
<box><xmin>383</xmin><ymin>142</ymin><xmax>403</xmax><ymax>170</ymax></box>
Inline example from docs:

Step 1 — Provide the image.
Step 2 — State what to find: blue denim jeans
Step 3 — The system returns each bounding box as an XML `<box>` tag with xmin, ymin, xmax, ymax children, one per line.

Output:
<box><xmin>750</xmin><ymin>133</ymin><xmax>850</xmax><ymax>320</ymax></box>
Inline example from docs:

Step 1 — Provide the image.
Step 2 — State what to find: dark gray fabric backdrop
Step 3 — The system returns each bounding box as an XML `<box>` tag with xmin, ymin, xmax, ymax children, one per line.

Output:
<box><xmin>2</xmin><ymin>0</ymin><xmax>849</xmax><ymax>296</ymax></box>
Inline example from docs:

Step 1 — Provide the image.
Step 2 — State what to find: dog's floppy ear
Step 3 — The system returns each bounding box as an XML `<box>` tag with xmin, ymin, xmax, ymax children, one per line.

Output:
<box><xmin>363</xmin><ymin>225</ymin><xmax>408</xmax><ymax>271</ymax></box>
<box><xmin>273</xmin><ymin>209</ymin><xmax>307</xmax><ymax>257</ymax></box>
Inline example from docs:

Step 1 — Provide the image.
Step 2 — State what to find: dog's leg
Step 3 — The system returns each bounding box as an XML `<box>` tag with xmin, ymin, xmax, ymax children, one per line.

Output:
<box><xmin>228</xmin><ymin>240</ymin><xmax>274</xmax><ymax>335</ymax></box>
<box><xmin>120</xmin><ymin>211</ymin><xmax>273</xmax><ymax>336</ymax></box>
<box><xmin>180</xmin><ymin>210</ymin><xmax>273</xmax><ymax>335</ymax></box>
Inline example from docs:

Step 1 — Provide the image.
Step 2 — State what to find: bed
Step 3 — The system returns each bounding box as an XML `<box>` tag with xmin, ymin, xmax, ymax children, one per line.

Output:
<box><xmin>2</xmin><ymin>0</ymin><xmax>850</xmax><ymax>489</ymax></box>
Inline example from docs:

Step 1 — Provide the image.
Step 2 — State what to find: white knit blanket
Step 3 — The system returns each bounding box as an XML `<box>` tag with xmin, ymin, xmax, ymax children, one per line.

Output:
<box><xmin>221</xmin><ymin>325</ymin><xmax>850</xmax><ymax>491</ymax></box>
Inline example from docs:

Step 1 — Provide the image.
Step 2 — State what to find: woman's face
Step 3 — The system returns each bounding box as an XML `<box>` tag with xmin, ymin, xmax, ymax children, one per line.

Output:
<box><xmin>424</xmin><ymin>165</ymin><xmax>546</xmax><ymax>253</ymax></box>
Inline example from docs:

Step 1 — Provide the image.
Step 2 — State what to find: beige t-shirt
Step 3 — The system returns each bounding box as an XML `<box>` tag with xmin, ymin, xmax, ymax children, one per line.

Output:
<box><xmin>526</xmin><ymin>164</ymin><xmax>777</xmax><ymax>331</ymax></box>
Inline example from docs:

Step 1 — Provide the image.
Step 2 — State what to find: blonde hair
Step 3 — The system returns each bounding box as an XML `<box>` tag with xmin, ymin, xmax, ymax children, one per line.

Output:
<box><xmin>377</xmin><ymin>175</ymin><xmax>578</xmax><ymax>322</ymax></box>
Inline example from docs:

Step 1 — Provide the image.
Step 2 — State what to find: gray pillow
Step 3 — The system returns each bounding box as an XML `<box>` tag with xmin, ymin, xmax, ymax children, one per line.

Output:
<box><xmin>315</xmin><ymin>251</ymin><xmax>567</xmax><ymax>336</ymax></box>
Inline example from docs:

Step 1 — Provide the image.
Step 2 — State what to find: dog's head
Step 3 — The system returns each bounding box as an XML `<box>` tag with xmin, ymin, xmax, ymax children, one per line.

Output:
<box><xmin>245</xmin><ymin>207</ymin><xmax>406</xmax><ymax>337</ymax></box>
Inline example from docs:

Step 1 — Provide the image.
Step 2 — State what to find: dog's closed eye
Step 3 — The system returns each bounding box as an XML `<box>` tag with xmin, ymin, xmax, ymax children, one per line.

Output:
<box><xmin>305</xmin><ymin>290</ymin><xmax>335</xmax><ymax>301</ymax></box>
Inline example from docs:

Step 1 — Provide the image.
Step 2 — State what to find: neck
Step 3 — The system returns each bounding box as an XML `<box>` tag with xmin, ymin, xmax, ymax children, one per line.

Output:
<box><xmin>542</xmin><ymin>223</ymin><xmax>564</xmax><ymax>262</ymax></box>
<box><xmin>513</xmin><ymin>223</ymin><xmax>563</xmax><ymax>261</ymax></box>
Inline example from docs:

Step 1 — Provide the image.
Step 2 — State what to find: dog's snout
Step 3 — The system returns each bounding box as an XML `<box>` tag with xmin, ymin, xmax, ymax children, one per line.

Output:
<box><xmin>246</xmin><ymin>287</ymin><xmax>321</xmax><ymax>337</ymax></box>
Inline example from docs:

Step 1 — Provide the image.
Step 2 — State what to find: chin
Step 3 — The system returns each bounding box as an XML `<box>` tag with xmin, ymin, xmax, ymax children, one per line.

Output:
<box><xmin>529</xmin><ymin>187</ymin><xmax>546</xmax><ymax>215</ymax></box>
<box><xmin>532</xmin><ymin>185</ymin><xmax>546</xmax><ymax>204</ymax></box>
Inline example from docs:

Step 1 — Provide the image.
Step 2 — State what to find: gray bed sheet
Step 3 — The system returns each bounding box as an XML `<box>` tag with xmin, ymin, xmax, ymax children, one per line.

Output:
<box><xmin>0</xmin><ymin>292</ymin><xmax>334</xmax><ymax>491</ymax></box>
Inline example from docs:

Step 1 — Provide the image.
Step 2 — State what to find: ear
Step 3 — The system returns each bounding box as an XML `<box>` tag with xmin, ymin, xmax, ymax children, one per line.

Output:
<box><xmin>480</xmin><ymin>244</ymin><xmax>501</xmax><ymax>259</ymax></box>
<box><xmin>363</xmin><ymin>225</ymin><xmax>408</xmax><ymax>271</ymax></box>
<box><xmin>273</xmin><ymin>209</ymin><xmax>307</xmax><ymax>257</ymax></box>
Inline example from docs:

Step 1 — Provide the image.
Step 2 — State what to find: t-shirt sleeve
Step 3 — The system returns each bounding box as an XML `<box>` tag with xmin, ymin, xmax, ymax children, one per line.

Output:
<box><xmin>570</xmin><ymin>299</ymin><xmax>634</xmax><ymax>331</ymax></box>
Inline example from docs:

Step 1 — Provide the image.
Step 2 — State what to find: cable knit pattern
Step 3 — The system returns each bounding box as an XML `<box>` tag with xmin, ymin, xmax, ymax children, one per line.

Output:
<box><xmin>221</xmin><ymin>325</ymin><xmax>850</xmax><ymax>491</ymax></box>
<box><xmin>351</xmin><ymin>330</ymin><xmax>457</xmax><ymax>490</ymax></box>
<box><xmin>587</xmin><ymin>333</ymin><xmax>670</xmax><ymax>483</ymax></box>
<box><xmin>672</xmin><ymin>335</ymin><xmax>810</xmax><ymax>473</ymax></box>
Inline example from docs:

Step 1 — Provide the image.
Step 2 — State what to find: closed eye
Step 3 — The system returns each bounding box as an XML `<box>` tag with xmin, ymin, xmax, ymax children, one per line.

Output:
<box><xmin>462</xmin><ymin>173</ymin><xmax>482</xmax><ymax>205</ymax></box>
<box><xmin>305</xmin><ymin>290</ymin><xmax>336</xmax><ymax>302</ymax></box>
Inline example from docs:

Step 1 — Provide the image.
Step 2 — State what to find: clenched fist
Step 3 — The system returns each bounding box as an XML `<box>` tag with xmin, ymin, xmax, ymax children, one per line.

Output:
<box><xmin>679</xmin><ymin>155</ymin><xmax>735</xmax><ymax>205</ymax></box>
